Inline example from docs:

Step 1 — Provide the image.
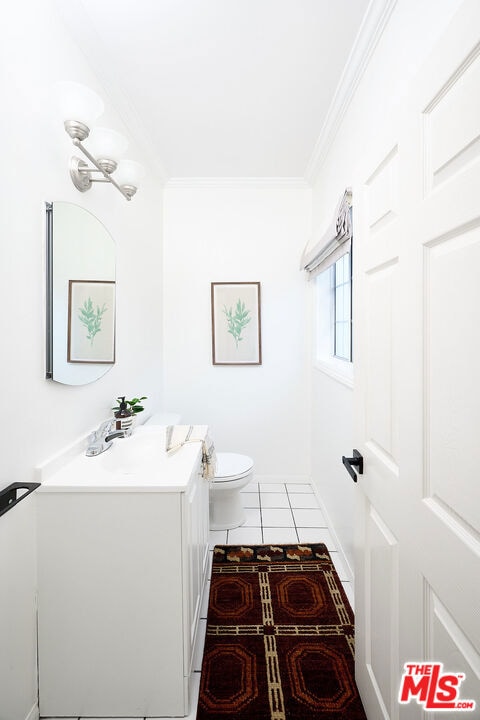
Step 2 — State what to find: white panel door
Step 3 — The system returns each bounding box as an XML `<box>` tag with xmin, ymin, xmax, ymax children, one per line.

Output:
<box><xmin>353</xmin><ymin>1</ymin><xmax>480</xmax><ymax>718</ymax></box>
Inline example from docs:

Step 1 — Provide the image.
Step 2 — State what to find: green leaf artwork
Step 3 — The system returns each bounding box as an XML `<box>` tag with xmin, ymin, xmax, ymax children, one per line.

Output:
<box><xmin>223</xmin><ymin>298</ymin><xmax>251</xmax><ymax>349</ymax></box>
<box><xmin>78</xmin><ymin>297</ymin><xmax>107</xmax><ymax>346</ymax></box>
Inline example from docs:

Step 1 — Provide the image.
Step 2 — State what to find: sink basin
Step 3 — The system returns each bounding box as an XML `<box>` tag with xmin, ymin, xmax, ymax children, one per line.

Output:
<box><xmin>99</xmin><ymin>427</ymin><xmax>166</xmax><ymax>474</ymax></box>
<box><xmin>38</xmin><ymin>423</ymin><xmax>208</xmax><ymax>492</ymax></box>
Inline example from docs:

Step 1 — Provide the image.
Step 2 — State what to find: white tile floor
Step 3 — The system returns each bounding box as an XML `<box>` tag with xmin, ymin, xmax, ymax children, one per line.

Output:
<box><xmin>65</xmin><ymin>481</ymin><xmax>353</xmax><ymax>720</ymax></box>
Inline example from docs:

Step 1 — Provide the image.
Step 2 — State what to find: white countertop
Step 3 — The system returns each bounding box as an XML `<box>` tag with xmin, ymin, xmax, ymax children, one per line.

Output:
<box><xmin>37</xmin><ymin>425</ymin><xmax>208</xmax><ymax>493</ymax></box>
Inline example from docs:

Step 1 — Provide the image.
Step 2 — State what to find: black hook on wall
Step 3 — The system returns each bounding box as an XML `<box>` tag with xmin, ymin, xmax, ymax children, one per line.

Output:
<box><xmin>0</xmin><ymin>483</ymin><xmax>41</xmax><ymax>518</ymax></box>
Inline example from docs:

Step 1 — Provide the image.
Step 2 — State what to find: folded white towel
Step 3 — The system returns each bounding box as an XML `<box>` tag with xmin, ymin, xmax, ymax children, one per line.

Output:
<box><xmin>165</xmin><ymin>424</ymin><xmax>193</xmax><ymax>452</ymax></box>
<box><xmin>201</xmin><ymin>434</ymin><xmax>217</xmax><ymax>481</ymax></box>
<box><xmin>166</xmin><ymin>425</ymin><xmax>217</xmax><ymax>480</ymax></box>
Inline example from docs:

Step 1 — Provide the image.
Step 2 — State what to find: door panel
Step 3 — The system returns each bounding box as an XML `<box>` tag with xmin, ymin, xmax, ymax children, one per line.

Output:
<box><xmin>365</xmin><ymin>260</ymin><xmax>398</xmax><ymax>464</ymax></box>
<box><xmin>426</xmin><ymin>226</ymin><xmax>480</xmax><ymax>534</ymax></box>
<box><xmin>368</xmin><ymin>506</ymin><xmax>399</xmax><ymax>715</ymax></box>
<box><xmin>365</xmin><ymin>145</ymin><xmax>399</xmax><ymax>235</ymax></box>
<box><xmin>424</xmin><ymin>44</ymin><xmax>480</xmax><ymax>192</ymax></box>
<box><xmin>426</xmin><ymin>585</ymin><xmax>480</xmax><ymax>720</ymax></box>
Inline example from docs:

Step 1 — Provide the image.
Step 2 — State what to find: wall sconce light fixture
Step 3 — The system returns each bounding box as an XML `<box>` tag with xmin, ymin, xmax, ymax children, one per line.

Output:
<box><xmin>56</xmin><ymin>82</ymin><xmax>144</xmax><ymax>201</ymax></box>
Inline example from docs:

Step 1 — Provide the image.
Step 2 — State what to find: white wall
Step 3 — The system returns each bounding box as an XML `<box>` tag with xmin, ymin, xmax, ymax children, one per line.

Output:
<box><xmin>163</xmin><ymin>183</ymin><xmax>311</xmax><ymax>479</ymax></box>
<box><xmin>0</xmin><ymin>3</ymin><xmax>164</xmax><ymax>718</ymax></box>
<box><xmin>308</xmin><ymin>0</ymin><xmax>463</xmax><ymax>574</ymax></box>
<box><xmin>0</xmin><ymin>495</ymin><xmax>38</xmax><ymax>720</ymax></box>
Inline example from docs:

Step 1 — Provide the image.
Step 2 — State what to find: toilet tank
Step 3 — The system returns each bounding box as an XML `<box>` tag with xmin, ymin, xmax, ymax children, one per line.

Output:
<box><xmin>145</xmin><ymin>412</ymin><xmax>182</xmax><ymax>426</ymax></box>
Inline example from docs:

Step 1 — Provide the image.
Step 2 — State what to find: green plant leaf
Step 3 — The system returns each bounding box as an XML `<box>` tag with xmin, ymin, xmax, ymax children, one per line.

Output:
<box><xmin>222</xmin><ymin>298</ymin><xmax>252</xmax><ymax>349</ymax></box>
<box><xmin>78</xmin><ymin>297</ymin><xmax>108</xmax><ymax>346</ymax></box>
<box><xmin>112</xmin><ymin>395</ymin><xmax>148</xmax><ymax>413</ymax></box>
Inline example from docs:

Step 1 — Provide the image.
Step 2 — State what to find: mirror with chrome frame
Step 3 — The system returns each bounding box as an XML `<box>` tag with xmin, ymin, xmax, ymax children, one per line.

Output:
<box><xmin>46</xmin><ymin>201</ymin><xmax>116</xmax><ymax>385</ymax></box>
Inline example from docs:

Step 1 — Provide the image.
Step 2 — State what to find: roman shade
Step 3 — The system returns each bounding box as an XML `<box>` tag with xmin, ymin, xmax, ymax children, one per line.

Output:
<box><xmin>301</xmin><ymin>188</ymin><xmax>352</xmax><ymax>278</ymax></box>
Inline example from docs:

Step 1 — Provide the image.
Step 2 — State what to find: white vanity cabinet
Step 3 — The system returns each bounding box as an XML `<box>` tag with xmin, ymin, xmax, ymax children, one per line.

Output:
<box><xmin>37</xmin><ymin>436</ymin><xmax>210</xmax><ymax>718</ymax></box>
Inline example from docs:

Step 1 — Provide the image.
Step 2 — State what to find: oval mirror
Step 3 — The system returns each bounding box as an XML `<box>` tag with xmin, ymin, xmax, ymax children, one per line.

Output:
<box><xmin>46</xmin><ymin>201</ymin><xmax>115</xmax><ymax>385</ymax></box>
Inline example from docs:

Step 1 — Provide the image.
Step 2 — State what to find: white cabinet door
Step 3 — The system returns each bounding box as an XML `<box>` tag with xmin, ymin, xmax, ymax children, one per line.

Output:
<box><xmin>183</xmin><ymin>468</ymin><xmax>210</xmax><ymax>678</ymax></box>
<box><xmin>354</xmin><ymin>1</ymin><xmax>480</xmax><ymax>718</ymax></box>
<box><xmin>38</xmin><ymin>491</ymin><xmax>186</xmax><ymax>717</ymax></box>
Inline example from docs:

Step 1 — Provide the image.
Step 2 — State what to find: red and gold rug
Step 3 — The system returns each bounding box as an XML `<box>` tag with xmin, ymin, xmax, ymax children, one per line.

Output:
<box><xmin>196</xmin><ymin>544</ymin><xmax>367</xmax><ymax>720</ymax></box>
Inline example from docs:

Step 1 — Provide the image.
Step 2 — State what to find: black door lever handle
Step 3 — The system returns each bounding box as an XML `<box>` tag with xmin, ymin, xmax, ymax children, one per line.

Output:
<box><xmin>342</xmin><ymin>449</ymin><xmax>364</xmax><ymax>482</ymax></box>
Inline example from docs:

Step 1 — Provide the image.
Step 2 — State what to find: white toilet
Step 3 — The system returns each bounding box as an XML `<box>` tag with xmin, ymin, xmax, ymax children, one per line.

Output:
<box><xmin>209</xmin><ymin>453</ymin><xmax>254</xmax><ymax>530</ymax></box>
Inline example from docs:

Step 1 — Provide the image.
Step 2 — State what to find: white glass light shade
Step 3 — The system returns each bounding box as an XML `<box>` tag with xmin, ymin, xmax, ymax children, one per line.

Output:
<box><xmin>54</xmin><ymin>81</ymin><xmax>104</xmax><ymax>127</ymax></box>
<box><xmin>115</xmin><ymin>159</ymin><xmax>146</xmax><ymax>187</ymax></box>
<box><xmin>87</xmin><ymin>127</ymin><xmax>128</xmax><ymax>161</ymax></box>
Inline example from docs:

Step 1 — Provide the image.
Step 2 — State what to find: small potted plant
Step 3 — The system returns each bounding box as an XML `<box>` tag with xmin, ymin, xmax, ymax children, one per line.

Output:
<box><xmin>112</xmin><ymin>396</ymin><xmax>147</xmax><ymax>429</ymax></box>
<box><xmin>113</xmin><ymin>396</ymin><xmax>147</xmax><ymax>414</ymax></box>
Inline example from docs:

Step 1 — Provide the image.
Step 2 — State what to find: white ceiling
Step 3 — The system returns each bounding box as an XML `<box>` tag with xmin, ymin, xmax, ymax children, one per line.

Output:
<box><xmin>59</xmin><ymin>0</ymin><xmax>372</xmax><ymax>180</ymax></box>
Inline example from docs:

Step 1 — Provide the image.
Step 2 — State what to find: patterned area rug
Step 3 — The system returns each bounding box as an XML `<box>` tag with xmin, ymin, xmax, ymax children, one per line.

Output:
<box><xmin>196</xmin><ymin>544</ymin><xmax>367</xmax><ymax>720</ymax></box>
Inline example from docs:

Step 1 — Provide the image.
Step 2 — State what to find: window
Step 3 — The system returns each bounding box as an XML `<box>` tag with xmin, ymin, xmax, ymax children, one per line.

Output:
<box><xmin>314</xmin><ymin>250</ymin><xmax>353</xmax><ymax>386</ymax></box>
<box><xmin>333</xmin><ymin>252</ymin><xmax>352</xmax><ymax>362</ymax></box>
<box><xmin>302</xmin><ymin>188</ymin><xmax>353</xmax><ymax>384</ymax></box>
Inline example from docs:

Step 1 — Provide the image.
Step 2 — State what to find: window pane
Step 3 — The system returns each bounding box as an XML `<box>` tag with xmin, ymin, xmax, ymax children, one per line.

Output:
<box><xmin>335</xmin><ymin>285</ymin><xmax>344</xmax><ymax>320</ymax></box>
<box><xmin>335</xmin><ymin>322</ymin><xmax>345</xmax><ymax>358</ymax></box>
<box><xmin>343</xmin><ymin>321</ymin><xmax>351</xmax><ymax>361</ymax></box>
<box><xmin>333</xmin><ymin>253</ymin><xmax>352</xmax><ymax>362</ymax></box>
<box><xmin>336</xmin><ymin>255</ymin><xmax>344</xmax><ymax>284</ymax></box>
<box><xmin>344</xmin><ymin>277</ymin><xmax>351</xmax><ymax>317</ymax></box>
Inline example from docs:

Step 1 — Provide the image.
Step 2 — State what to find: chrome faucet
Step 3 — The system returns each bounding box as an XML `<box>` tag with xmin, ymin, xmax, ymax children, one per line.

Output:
<box><xmin>86</xmin><ymin>419</ymin><xmax>132</xmax><ymax>456</ymax></box>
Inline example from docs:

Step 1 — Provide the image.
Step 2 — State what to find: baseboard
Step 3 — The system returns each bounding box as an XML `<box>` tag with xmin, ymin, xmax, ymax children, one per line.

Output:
<box><xmin>25</xmin><ymin>703</ymin><xmax>39</xmax><ymax>720</ymax></box>
<box><xmin>253</xmin><ymin>474</ymin><xmax>311</xmax><ymax>485</ymax></box>
<box><xmin>310</xmin><ymin>488</ymin><xmax>354</xmax><ymax>586</ymax></box>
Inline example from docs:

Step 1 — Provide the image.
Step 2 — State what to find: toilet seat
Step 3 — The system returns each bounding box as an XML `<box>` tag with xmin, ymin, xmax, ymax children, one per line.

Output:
<box><xmin>214</xmin><ymin>453</ymin><xmax>253</xmax><ymax>483</ymax></box>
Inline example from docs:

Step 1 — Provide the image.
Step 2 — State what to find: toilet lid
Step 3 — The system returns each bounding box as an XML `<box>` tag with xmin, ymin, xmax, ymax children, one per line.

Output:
<box><xmin>215</xmin><ymin>453</ymin><xmax>253</xmax><ymax>481</ymax></box>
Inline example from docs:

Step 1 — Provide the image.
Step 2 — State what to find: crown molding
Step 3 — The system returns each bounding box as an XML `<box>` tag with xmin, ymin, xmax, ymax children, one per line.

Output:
<box><xmin>165</xmin><ymin>177</ymin><xmax>311</xmax><ymax>190</ymax></box>
<box><xmin>305</xmin><ymin>0</ymin><xmax>398</xmax><ymax>184</ymax></box>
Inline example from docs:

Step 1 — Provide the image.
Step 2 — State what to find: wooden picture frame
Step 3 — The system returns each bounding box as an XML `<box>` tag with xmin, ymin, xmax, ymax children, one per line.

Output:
<box><xmin>211</xmin><ymin>282</ymin><xmax>262</xmax><ymax>365</ymax></box>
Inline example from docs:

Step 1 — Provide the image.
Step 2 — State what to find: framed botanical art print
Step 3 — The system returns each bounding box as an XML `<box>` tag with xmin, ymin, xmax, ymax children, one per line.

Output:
<box><xmin>211</xmin><ymin>281</ymin><xmax>262</xmax><ymax>365</ymax></box>
<box><xmin>67</xmin><ymin>280</ymin><xmax>116</xmax><ymax>363</ymax></box>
